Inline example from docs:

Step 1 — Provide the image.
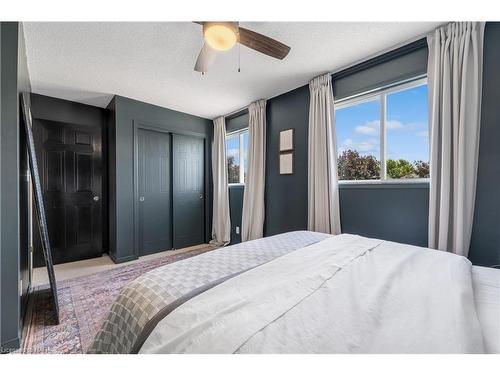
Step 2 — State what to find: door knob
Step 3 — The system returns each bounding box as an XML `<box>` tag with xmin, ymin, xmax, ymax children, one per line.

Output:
<box><xmin>93</xmin><ymin>195</ymin><xmax>100</xmax><ymax>202</ymax></box>
<box><xmin>199</xmin><ymin>194</ymin><xmax>203</xmax><ymax>199</ymax></box>
<box><xmin>139</xmin><ymin>196</ymin><xmax>145</xmax><ymax>202</ymax></box>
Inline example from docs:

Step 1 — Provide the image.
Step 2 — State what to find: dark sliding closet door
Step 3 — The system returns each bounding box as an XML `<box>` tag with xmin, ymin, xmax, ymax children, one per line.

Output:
<box><xmin>172</xmin><ymin>134</ymin><xmax>205</xmax><ymax>249</ymax></box>
<box><xmin>137</xmin><ymin>129</ymin><xmax>172</xmax><ymax>255</ymax></box>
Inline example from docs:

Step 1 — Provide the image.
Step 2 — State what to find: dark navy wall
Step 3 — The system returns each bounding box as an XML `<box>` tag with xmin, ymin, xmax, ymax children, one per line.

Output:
<box><xmin>108</xmin><ymin>96</ymin><xmax>212</xmax><ymax>262</ymax></box>
<box><xmin>0</xmin><ymin>21</ymin><xmax>20</xmax><ymax>351</ymax></box>
<box><xmin>339</xmin><ymin>183</ymin><xmax>429</xmax><ymax>246</ymax></box>
<box><xmin>265</xmin><ymin>85</ymin><xmax>310</xmax><ymax>236</ymax></box>
<box><xmin>469</xmin><ymin>22</ymin><xmax>500</xmax><ymax>267</ymax></box>
<box><xmin>17</xmin><ymin>23</ymin><xmax>32</xmax><ymax>335</ymax></box>
<box><xmin>228</xmin><ymin>185</ymin><xmax>244</xmax><ymax>244</ymax></box>
<box><xmin>0</xmin><ymin>21</ymin><xmax>31</xmax><ymax>351</ymax></box>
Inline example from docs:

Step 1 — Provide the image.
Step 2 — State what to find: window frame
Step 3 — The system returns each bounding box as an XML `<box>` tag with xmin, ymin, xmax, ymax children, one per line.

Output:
<box><xmin>225</xmin><ymin>128</ymin><xmax>248</xmax><ymax>186</ymax></box>
<box><xmin>333</xmin><ymin>75</ymin><xmax>430</xmax><ymax>184</ymax></box>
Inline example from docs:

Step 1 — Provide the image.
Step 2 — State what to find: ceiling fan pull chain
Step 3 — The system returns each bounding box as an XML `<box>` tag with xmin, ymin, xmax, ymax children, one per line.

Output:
<box><xmin>238</xmin><ymin>43</ymin><xmax>241</xmax><ymax>73</ymax></box>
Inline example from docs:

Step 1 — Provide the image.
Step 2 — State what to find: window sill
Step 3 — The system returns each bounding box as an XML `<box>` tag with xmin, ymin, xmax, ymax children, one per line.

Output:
<box><xmin>228</xmin><ymin>183</ymin><xmax>245</xmax><ymax>188</ymax></box>
<box><xmin>338</xmin><ymin>178</ymin><xmax>429</xmax><ymax>189</ymax></box>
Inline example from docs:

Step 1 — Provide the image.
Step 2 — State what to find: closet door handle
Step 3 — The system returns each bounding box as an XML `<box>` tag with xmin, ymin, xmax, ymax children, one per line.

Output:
<box><xmin>139</xmin><ymin>196</ymin><xmax>145</xmax><ymax>202</ymax></box>
<box><xmin>199</xmin><ymin>194</ymin><xmax>203</xmax><ymax>200</ymax></box>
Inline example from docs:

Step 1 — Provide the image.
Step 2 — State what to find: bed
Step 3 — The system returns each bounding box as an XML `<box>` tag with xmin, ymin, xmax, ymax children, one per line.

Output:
<box><xmin>88</xmin><ymin>231</ymin><xmax>500</xmax><ymax>354</ymax></box>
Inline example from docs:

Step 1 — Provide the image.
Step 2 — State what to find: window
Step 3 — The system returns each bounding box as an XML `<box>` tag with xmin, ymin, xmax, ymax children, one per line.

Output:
<box><xmin>336</xmin><ymin>98</ymin><xmax>381</xmax><ymax>180</ymax></box>
<box><xmin>334</xmin><ymin>78</ymin><xmax>429</xmax><ymax>182</ymax></box>
<box><xmin>225</xmin><ymin>129</ymin><xmax>248</xmax><ymax>184</ymax></box>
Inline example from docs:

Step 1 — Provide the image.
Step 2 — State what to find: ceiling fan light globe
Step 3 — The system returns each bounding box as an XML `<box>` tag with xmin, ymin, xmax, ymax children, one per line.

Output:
<box><xmin>204</xmin><ymin>24</ymin><xmax>237</xmax><ymax>51</ymax></box>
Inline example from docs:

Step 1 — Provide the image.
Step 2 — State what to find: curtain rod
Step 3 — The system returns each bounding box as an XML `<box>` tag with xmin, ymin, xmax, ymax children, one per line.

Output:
<box><xmin>220</xmin><ymin>23</ymin><xmax>445</xmax><ymax>121</ymax></box>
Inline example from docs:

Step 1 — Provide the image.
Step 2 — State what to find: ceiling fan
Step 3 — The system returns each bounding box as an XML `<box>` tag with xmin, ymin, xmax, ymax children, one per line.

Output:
<box><xmin>193</xmin><ymin>22</ymin><xmax>291</xmax><ymax>73</ymax></box>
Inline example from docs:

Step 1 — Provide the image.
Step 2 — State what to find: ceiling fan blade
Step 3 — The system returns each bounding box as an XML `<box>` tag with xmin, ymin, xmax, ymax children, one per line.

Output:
<box><xmin>238</xmin><ymin>27</ymin><xmax>291</xmax><ymax>60</ymax></box>
<box><xmin>194</xmin><ymin>43</ymin><xmax>217</xmax><ymax>73</ymax></box>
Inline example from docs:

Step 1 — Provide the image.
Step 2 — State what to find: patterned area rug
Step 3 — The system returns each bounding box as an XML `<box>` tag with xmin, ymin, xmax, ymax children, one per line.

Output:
<box><xmin>21</xmin><ymin>247</ymin><xmax>214</xmax><ymax>354</ymax></box>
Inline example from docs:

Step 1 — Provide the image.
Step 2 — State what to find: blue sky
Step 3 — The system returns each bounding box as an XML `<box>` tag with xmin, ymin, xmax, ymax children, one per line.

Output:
<box><xmin>226</xmin><ymin>136</ymin><xmax>240</xmax><ymax>164</ymax></box>
<box><xmin>335</xmin><ymin>84</ymin><xmax>429</xmax><ymax>162</ymax></box>
<box><xmin>225</xmin><ymin>133</ymin><xmax>248</xmax><ymax>163</ymax></box>
<box><xmin>225</xmin><ymin>132</ymin><xmax>249</xmax><ymax>180</ymax></box>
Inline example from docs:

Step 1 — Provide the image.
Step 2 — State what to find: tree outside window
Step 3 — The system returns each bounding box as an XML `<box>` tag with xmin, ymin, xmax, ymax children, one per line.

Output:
<box><xmin>225</xmin><ymin>129</ymin><xmax>248</xmax><ymax>184</ymax></box>
<box><xmin>335</xmin><ymin>79</ymin><xmax>429</xmax><ymax>181</ymax></box>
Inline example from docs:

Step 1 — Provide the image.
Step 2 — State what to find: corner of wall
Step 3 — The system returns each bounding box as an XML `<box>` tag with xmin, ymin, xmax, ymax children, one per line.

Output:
<box><xmin>17</xmin><ymin>20</ymin><xmax>33</xmax><ymax>347</ymax></box>
<box><xmin>0</xmin><ymin>21</ymin><xmax>21</xmax><ymax>351</ymax></box>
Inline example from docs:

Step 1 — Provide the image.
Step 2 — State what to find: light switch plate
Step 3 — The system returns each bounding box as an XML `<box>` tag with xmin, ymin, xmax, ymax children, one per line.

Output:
<box><xmin>235</xmin><ymin>226</ymin><xmax>240</xmax><ymax>234</ymax></box>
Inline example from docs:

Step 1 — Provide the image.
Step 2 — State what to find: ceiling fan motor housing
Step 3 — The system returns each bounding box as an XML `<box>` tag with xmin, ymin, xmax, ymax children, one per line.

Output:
<box><xmin>203</xmin><ymin>22</ymin><xmax>239</xmax><ymax>51</ymax></box>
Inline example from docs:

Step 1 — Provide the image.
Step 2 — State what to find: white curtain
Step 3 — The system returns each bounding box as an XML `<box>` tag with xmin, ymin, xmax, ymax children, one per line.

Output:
<box><xmin>307</xmin><ymin>73</ymin><xmax>341</xmax><ymax>235</ymax></box>
<box><xmin>427</xmin><ymin>22</ymin><xmax>485</xmax><ymax>257</ymax></box>
<box><xmin>211</xmin><ymin>117</ymin><xmax>231</xmax><ymax>246</ymax></box>
<box><xmin>241</xmin><ymin>100</ymin><xmax>267</xmax><ymax>241</ymax></box>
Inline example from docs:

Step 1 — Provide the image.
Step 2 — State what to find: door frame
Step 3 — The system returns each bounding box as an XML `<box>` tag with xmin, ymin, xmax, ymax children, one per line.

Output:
<box><xmin>132</xmin><ymin>120</ymin><xmax>209</xmax><ymax>258</ymax></box>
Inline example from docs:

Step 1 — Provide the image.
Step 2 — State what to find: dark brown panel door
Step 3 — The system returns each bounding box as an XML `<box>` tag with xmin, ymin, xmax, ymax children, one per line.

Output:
<box><xmin>137</xmin><ymin>129</ymin><xmax>172</xmax><ymax>255</ymax></box>
<box><xmin>172</xmin><ymin>134</ymin><xmax>205</xmax><ymax>249</ymax></box>
<box><xmin>33</xmin><ymin>119</ymin><xmax>103</xmax><ymax>265</ymax></box>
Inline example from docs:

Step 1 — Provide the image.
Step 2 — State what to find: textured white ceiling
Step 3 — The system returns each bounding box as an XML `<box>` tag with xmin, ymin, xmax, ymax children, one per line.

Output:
<box><xmin>23</xmin><ymin>22</ymin><xmax>441</xmax><ymax>119</ymax></box>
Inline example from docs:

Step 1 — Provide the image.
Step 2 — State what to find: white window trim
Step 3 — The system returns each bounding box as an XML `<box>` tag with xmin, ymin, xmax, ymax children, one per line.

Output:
<box><xmin>226</xmin><ymin>128</ymin><xmax>248</xmax><ymax>186</ymax></box>
<box><xmin>334</xmin><ymin>76</ymin><xmax>430</xmax><ymax>184</ymax></box>
<box><xmin>338</xmin><ymin>178</ymin><xmax>430</xmax><ymax>186</ymax></box>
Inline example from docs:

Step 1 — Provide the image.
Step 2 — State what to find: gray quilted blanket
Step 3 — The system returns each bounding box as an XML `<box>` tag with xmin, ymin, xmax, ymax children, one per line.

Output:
<box><xmin>88</xmin><ymin>231</ymin><xmax>329</xmax><ymax>353</ymax></box>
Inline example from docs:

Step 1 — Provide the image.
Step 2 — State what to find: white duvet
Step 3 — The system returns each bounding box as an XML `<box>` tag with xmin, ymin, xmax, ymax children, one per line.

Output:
<box><xmin>140</xmin><ymin>234</ymin><xmax>484</xmax><ymax>353</ymax></box>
